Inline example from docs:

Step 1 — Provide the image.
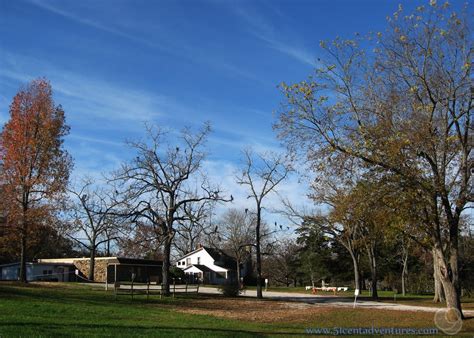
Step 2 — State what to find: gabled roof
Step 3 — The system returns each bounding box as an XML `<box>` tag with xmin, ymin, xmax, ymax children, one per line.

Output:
<box><xmin>177</xmin><ymin>246</ymin><xmax>206</xmax><ymax>260</ymax></box>
<box><xmin>177</xmin><ymin>246</ymin><xmax>236</xmax><ymax>270</ymax></box>
<box><xmin>205</xmin><ymin>247</ymin><xmax>236</xmax><ymax>269</ymax></box>
<box><xmin>183</xmin><ymin>264</ymin><xmax>216</xmax><ymax>273</ymax></box>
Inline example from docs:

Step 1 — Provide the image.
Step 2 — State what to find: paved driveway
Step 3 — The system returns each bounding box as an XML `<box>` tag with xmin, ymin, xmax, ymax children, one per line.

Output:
<box><xmin>198</xmin><ymin>286</ymin><xmax>474</xmax><ymax>316</ymax></box>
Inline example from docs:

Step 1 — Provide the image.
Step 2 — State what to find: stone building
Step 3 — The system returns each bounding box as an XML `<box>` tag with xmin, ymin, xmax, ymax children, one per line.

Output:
<box><xmin>37</xmin><ymin>257</ymin><xmax>163</xmax><ymax>283</ymax></box>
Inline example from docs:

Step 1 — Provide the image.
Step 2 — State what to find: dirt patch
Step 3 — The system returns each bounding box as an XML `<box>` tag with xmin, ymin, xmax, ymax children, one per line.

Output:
<box><xmin>169</xmin><ymin>297</ymin><xmax>333</xmax><ymax>323</ymax></box>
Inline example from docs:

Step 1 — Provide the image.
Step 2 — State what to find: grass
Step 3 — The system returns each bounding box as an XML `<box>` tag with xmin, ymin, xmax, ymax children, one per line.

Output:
<box><xmin>0</xmin><ymin>282</ymin><xmax>473</xmax><ymax>337</ymax></box>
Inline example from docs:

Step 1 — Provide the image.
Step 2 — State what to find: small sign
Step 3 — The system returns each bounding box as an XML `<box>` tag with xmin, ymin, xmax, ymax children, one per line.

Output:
<box><xmin>353</xmin><ymin>289</ymin><xmax>359</xmax><ymax>309</ymax></box>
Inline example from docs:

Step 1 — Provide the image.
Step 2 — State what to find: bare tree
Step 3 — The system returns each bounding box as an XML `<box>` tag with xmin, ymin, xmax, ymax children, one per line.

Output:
<box><xmin>174</xmin><ymin>201</ymin><xmax>215</xmax><ymax>257</ymax></box>
<box><xmin>65</xmin><ymin>178</ymin><xmax>122</xmax><ymax>281</ymax></box>
<box><xmin>113</xmin><ymin>123</ymin><xmax>231</xmax><ymax>295</ymax></box>
<box><xmin>263</xmin><ymin>238</ymin><xmax>301</xmax><ymax>287</ymax></box>
<box><xmin>117</xmin><ymin>220</ymin><xmax>164</xmax><ymax>259</ymax></box>
<box><xmin>215</xmin><ymin>208</ymin><xmax>255</xmax><ymax>285</ymax></box>
<box><xmin>236</xmin><ymin>149</ymin><xmax>290</xmax><ymax>298</ymax></box>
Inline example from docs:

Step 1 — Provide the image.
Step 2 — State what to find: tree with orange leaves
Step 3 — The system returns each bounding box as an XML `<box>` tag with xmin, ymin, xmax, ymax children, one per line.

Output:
<box><xmin>0</xmin><ymin>78</ymin><xmax>72</xmax><ymax>282</ymax></box>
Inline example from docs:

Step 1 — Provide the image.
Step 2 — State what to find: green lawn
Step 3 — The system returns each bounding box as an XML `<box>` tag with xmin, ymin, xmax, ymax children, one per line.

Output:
<box><xmin>0</xmin><ymin>282</ymin><xmax>473</xmax><ymax>337</ymax></box>
<box><xmin>0</xmin><ymin>283</ymin><xmax>271</xmax><ymax>337</ymax></box>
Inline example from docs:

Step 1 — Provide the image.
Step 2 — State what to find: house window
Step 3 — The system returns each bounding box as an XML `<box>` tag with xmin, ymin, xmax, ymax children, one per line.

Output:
<box><xmin>186</xmin><ymin>258</ymin><xmax>191</xmax><ymax>266</ymax></box>
<box><xmin>197</xmin><ymin>257</ymin><xmax>201</xmax><ymax>264</ymax></box>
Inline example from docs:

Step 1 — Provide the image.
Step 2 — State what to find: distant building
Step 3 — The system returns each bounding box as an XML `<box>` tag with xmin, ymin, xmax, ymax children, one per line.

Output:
<box><xmin>0</xmin><ymin>257</ymin><xmax>162</xmax><ymax>284</ymax></box>
<box><xmin>176</xmin><ymin>245</ymin><xmax>248</xmax><ymax>284</ymax></box>
<box><xmin>0</xmin><ymin>261</ymin><xmax>75</xmax><ymax>282</ymax></box>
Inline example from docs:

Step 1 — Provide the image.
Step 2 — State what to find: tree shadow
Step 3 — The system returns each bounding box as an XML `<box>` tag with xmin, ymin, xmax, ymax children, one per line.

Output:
<box><xmin>0</xmin><ymin>321</ymin><xmax>303</xmax><ymax>336</ymax></box>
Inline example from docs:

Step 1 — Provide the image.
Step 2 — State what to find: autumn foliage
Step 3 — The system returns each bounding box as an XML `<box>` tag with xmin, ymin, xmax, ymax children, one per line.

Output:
<box><xmin>0</xmin><ymin>78</ymin><xmax>72</xmax><ymax>281</ymax></box>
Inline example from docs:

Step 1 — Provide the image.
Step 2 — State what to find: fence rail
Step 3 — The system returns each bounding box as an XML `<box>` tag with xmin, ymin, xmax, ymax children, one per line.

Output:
<box><xmin>114</xmin><ymin>281</ymin><xmax>199</xmax><ymax>300</ymax></box>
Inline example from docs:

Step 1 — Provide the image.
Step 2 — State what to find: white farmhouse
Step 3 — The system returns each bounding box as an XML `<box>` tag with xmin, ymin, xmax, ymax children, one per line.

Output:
<box><xmin>176</xmin><ymin>245</ymin><xmax>243</xmax><ymax>284</ymax></box>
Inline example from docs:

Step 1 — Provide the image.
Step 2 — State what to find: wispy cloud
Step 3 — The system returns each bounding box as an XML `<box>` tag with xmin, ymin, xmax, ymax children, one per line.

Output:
<box><xmin>1</xmin><ymin>53</ymin><xmax>170</xmax><ymax>126</ymax></box>
<box><xmin>68</xmin><ymin>134</ymin><xmax>125</xmax><ymax>148</ymax></box>
<box><xmin>202</xmin><ymin>158</ymin><xmax>311</xmax><ymax>226</ymax></box>
<box><xmin>232</xmin><ymin>5</ymin><xmax>316</xmax><ymax>67</ymax></box>
<box><xmin>28</xmin><ymin>0</ymin><xmax>263</xmax><ymax>84</ymax></box>
<box><xmin>0</xmin><ymin>93</ymin><xmax>10</xmax><ymax>123</ymax></box>
<box><xmin>28</xmin><ymin>0</ymin><xmax>163</xmax><ymax>50</ymax></box>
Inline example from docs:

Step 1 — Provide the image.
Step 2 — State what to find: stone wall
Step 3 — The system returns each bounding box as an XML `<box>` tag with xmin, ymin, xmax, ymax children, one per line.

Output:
<box><xmin>73</xmin><ymin>259</ymin><xmax>115</xmax><ymax>282</ymax></box>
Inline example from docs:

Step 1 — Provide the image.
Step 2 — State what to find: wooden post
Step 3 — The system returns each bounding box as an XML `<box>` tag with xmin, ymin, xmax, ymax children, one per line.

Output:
<box><xmin>185</xmin><ymin>282</ymin><xmax>188</xmax><ymax>294</ymax></box>
<box><xmin>131</xmin><ymin>279</ymin><xmax>134</xmax><ymax>300</ymax></box>
<box><xmin>146</xmin><ymin>280</ymin><xmax>149</xmax><ymax>301</ymax></box>
<box><xmin>173</xmin><ymin>278</ymin><xmax>176</xmax><ymax>298</ymax></box>
<box><xmin>114</xmin><ymin>282</ymin><xmax>120</xmax><ymax>301</ymax></box>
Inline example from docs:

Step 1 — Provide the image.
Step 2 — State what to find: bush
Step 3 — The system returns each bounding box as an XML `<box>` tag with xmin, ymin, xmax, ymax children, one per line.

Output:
<box><xmin>169</xmin><ymin>266</ymin><xmax>186</xmax><ymax>282</ymax></box>
<box><xmin>218</xmin><ymin>282</ymin><xmax>243</xmax><ymax>297</ymax></box>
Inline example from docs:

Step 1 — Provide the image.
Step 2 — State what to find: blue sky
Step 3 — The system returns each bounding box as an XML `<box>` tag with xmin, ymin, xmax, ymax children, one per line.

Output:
<box><xmin>0</xmin><ymin>0</ymin><xmax>439</xmax><ymax>222</ymax></box>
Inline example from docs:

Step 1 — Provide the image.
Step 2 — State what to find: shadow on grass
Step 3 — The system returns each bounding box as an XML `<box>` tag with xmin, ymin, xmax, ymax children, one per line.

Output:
<box><xmin>0</xmin><ymin>284</ymin><xmax>189</xmax><ymax>306</ymax></box>
<box><xmin>0</xmin><ymin>322</ymin><xmax>304</xmax><ymax>336</ymax></box>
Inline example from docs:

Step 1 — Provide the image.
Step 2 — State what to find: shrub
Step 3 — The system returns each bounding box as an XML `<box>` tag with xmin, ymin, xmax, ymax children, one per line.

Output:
<box><xmin>218</xmin><ymin>282</ymin><xmax>243</xmax><ymax>297</ymax></box>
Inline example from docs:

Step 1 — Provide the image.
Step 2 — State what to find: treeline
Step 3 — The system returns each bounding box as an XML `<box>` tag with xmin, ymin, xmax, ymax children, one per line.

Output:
<box><xmin>272</xmin><ymin>1</ymin><xmax>472</xmax><ymax>318</ymax></box>
<box><xmin>262</xmin><ymin>219</ymin><xmax>474</xmax><ymax>297</ymax></box>
<box><xmin>0</xmin><ymin>80</ymin><xmax>290</xmax><ymax>299</ymax></box>
<box><xmin>0</xmin><ymin>1</ymin><xmax>472</xmax><ymax>318</ymax></box>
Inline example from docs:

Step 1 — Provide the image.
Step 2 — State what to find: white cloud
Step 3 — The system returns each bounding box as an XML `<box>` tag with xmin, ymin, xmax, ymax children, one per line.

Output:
<box><xmin>0</xmin><ymin>53</ymin><xmax>178</xmax><ymax>127</ymax></box>
<box><xmin>232</xmin><ymin>5</ymin><xmax>316</xmax><ymax>67</ymax></box>
<box><xmin>28</xmin><ymin>0</ymin><xmax>162</xmax><ymax>50</ymax></box>
<box><xmin>28</xmin><ymin>0</ymin><xmax>264</xmax><ymax>84</ymax></box>
<box><xmin>202</xmin><ymin>158</ymin><xmax>312</xmax><ymax>228</ymax></box>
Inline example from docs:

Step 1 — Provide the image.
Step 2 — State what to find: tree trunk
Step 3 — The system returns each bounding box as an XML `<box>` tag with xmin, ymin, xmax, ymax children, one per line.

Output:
<box><xmin>349</xmin><ymin>250</ymin><xmax>361</xmax><ymax>291</ymax></box>
<box><xmin>433</xmin><ymin>248</ymin><xmax>445</xmax><ymax>303</ymax></box>
<box><xmin>401</xmin><ymin>248</ymin><xmax>408</xmax><ymax>296</ymax></box>
<box><xmin>433</xmin><ymin>245</ymin><xmax>464</xmax><ymax>318</ymax></box>
<box><xmin>366</xmin><ymin>243</ymin><xmax>378</xmax><ymax>300</ymax></box>
<box><xmin>106</xmin><ymin>239</ymin><xmax>110</xmax><ymax>257</ymax></box>
<box><xmin>256</xmin><ymin>205</ymin><xmax>263</xmax><ymax>299</ymax></box>
<box><xmin>162</xmin><ymin>233</ymin><xmax>172</xmax><ymax>296</ymax></box>
<box><xmin>236</xmin><ymin>258</ymin><xmax>241</xmax><ymax>286</ymax></box>
<box><xmin>19</xmin><ymin>226</ymin><xmax>27</xmax><ymax>282</ymax></box>
<box><xmin>88</xmin><ymin>246</ymin><xmax>96</xmax><ymax>281</ymax></box>
<box><xmin>19</xmin><ymin>209</ymin><xmax>28</xmax><ymax>283</ymax></box>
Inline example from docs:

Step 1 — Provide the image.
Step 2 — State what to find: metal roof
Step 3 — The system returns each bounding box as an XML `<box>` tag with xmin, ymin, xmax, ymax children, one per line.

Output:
<box><xmin>0</xmin><ymin>262</ymin><xmax>75</xmax><ymax>268</ymax></box>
